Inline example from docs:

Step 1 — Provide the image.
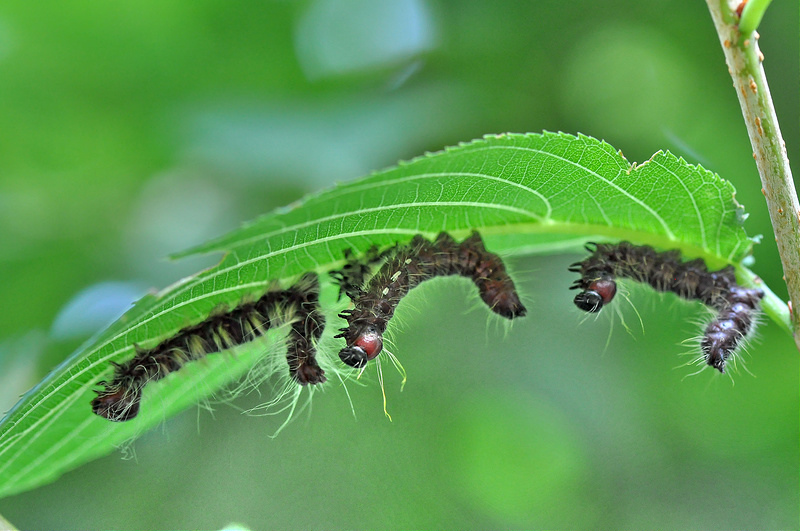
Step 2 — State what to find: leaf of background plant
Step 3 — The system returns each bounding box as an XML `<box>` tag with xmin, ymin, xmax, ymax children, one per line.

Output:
<box><xmin>0</xmin><ymin>131</ymin><xmax>755</xmax><ymax>498</ymax></box>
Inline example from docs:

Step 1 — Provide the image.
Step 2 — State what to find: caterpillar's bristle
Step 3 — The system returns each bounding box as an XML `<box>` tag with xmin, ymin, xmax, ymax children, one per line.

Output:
<box><xmin>91</xmin><ymin>385</ymin><xmax>142</xmax><ymax>422</ymax></box>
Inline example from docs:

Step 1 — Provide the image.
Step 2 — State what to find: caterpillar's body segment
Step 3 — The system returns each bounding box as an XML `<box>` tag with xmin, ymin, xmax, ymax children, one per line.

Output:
<box><xmin>569</xmin><ymin>242</ymin><xmax>763</xmax><ymax>373</ymax></box>
<box><xmin>329</xmin><ymin>246</ymin><xmax>392</xmax><ymax>301</ymax></box>
<box><xmin>284</xmin><ymin>276</ymin><xmax>327</xmax><ymax>385</ymax></box>
<box><xmin>92</xmin><ymin>273</ymin><xmax>326</xmax><ymax>422</ymax></box>
<box><xmin>332</xmin><ymin>231</ymin><xmax>527</xmax><ymax>368</ymax></box>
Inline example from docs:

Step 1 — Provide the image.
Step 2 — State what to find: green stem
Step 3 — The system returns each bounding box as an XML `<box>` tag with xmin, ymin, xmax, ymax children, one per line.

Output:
<box><xmin>705</xmin><ymin>0</ymin><xmax>800</xmax><ymax>351</ymax></box>
<box><xmin>737</xmin><ymin>265</ymin><xmax>791</xmax><ymax>335</ymax></box>
<box><xmin>739</xmin><ymin>0</ymin><xmax>773</xmax><ymax>35</ymax></box>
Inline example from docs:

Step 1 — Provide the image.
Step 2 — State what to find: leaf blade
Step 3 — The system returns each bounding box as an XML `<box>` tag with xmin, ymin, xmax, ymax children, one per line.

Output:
<box><xmin>0</xmin><ymin>131</ymin><xmax>756</xmax><ymax>497</ymax></box>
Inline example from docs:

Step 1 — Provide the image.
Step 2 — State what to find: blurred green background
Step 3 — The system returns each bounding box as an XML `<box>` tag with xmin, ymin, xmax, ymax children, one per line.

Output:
<box><xmin>0</xmin><ymin>1</ymin><xmax>797</xmax><ymax>529</ymax></box>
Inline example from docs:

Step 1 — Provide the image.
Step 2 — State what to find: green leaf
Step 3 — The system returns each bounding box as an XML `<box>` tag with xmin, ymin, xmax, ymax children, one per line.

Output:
<box><xmin>0</xmin><ymin>131</ymin><xmax>762</xmax><ymax>498</ymax></box>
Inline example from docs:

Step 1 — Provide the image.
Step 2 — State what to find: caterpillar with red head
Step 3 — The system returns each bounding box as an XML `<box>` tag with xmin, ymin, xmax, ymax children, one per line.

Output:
<box><xmin>92</xmin><ymin>273</ymin><xmax>326</xmax><ymax>422</ymax></box>
<box><xmin>331</xmin><ymin>231</ymin><xmax>527</xmax><ymax>368</ymax></box>
<box><xmin>568</xmin><ymin>241</ymin><xmax>763</xmax><ymax>373</ymax></box>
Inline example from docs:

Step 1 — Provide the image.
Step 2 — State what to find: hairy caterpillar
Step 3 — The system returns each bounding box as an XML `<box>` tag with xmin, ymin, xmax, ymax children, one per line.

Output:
<box><xmin>332</xmin><ymin>231</ymin><xmax>527</xmax><ymax>369</ymax></box>
<box><xmin>92</xmin><ymin>273</ymin><xmax>326</xmax><ymax>422</ymax></box>
<box><xmin>329</xmin><ymin>245</ymin><xmax>391</xmax><ymax>301</ymax></box>
<box><xmin>568</xmin><ymin>241</ymin><xmax>763</xmax><ymax>373</ymax></box>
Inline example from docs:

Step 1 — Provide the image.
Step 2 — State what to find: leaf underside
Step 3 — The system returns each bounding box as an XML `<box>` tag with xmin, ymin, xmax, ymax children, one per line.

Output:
<box><xmin>0</xmin><ymin>131</ymin><xmax>754</xmax><ymax>497</ymax></box>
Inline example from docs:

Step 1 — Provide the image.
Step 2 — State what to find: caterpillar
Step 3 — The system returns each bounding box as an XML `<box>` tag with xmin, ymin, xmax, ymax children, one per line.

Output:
<box><xmin>331</xmin><ymin>231</ymin><xmax>527</xmax><ymax>369</ymax></box>
<box><xmin>568</xmin><ymin>241</ymin><xmax>763</xmax><ymax>373</ymax></box>
<box><xmin>329</xmin><ymin>245</ymin><xmax>392</xmax><ymax>301</ymax></box>
<box><xmin>92</xmin><ymin>272</ymin><xmax>326</xmax><ymax>422</ymax></box>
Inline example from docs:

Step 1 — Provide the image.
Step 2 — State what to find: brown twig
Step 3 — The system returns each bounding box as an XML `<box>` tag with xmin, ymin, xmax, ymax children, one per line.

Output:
<box><xmin>705</xmin><ymin>0</ymin><xmax>800</xmax><ymax>351</ymax></box>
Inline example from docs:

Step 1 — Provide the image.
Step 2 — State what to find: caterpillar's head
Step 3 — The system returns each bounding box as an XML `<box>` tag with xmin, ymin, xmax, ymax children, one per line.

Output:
<box><xmin>573</xmin><ymin>278</ymin><xmax>617</xmax><ymax>313</ymax></box>
<box><xmin>339</xmin><ymin>325</ymin><xmax>383</xmax><ymax>368</ymax></box>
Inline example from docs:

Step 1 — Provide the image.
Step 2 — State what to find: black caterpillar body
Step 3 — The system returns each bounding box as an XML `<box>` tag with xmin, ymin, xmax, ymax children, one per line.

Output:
<box><xmin>569</xmin><ymin>241</ymin><xmax>763</xmax><ymax>373</ymax></box>
<box><xmin>92</xmin><ymin>273</ymin><xmax>326</xmax><ymax>422</ymax></box>
<box><xmin>331</xmin><ymin>231</ymin><xmax>527</xmax><ymax>369</ymax></box>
